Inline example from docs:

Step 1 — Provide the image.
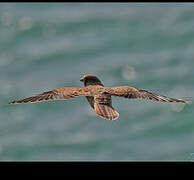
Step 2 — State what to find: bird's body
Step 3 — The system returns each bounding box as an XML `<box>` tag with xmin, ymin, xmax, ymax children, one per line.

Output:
<box><xmin>9</xmin><ymin>74</ymin><xmax>191</xmax><ymax>120</ymax></box>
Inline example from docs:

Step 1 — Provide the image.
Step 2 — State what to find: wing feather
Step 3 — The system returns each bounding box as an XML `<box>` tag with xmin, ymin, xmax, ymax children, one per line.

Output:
<box><xmin>9</xmin><ymin>87</ymin><xmax>91</xmax><ymax>104</ymax></box>
<box><xmin>106</xmin><ymin>86</ymin><xmax>191</xmax><ymax>104</ymax></box>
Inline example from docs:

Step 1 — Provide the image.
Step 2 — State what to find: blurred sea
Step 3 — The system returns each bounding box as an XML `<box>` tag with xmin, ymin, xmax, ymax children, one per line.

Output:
<box><xmin>0</xmin><ymin>3</ymin><xmax>194</xmax><ymax>161</ymax></box>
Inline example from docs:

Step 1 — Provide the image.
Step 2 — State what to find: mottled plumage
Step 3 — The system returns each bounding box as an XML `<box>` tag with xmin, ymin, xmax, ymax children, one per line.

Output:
<box><xmin>9</xmin><ymin>74</ymin><xmax>191</xmax><ymax>120</ymax></box>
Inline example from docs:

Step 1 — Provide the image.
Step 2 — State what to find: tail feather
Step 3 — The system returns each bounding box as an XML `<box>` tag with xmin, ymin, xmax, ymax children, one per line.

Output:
<box><xmin>94</xmin><ymin>103</ymin><xmax>119</xmax><ymax>120</ymax></box>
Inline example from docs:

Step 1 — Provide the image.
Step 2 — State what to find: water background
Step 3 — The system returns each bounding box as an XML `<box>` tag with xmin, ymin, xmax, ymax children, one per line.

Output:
<box><xmin>0</xmin><ymin>3</ymin><xmax>194</xmax><ymax>161</ymax></box>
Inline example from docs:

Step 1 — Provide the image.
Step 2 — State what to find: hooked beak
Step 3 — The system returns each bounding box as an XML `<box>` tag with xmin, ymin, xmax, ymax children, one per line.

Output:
<box><xmin>80</xmin><ymin>78</ymin><xmax>83</xmax><ymax>82</ymax></box>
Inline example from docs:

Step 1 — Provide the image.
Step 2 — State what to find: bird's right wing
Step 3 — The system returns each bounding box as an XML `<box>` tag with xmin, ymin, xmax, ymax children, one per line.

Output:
<box><xmin>106</xmin><ymin>86</ymin><xmax>191</xmax><ymax>104</ymax></box>
<box><xmin>9</xmin><ymin>87</ymin><xmax>91</xmax><ymax>104</ymax></box>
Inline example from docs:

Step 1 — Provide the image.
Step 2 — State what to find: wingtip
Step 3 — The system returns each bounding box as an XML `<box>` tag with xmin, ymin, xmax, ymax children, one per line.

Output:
<box><xmin>174</xmin><ymin>98</ymin><xmax>192</xmax><ymax>104</ymax></box>
<box><xmin>185</xmin><ymin>100</ymin><xmax>192</xmax><ymax>104</ymax></box>
<box><xmin>8</xmin><ymin>101</ymin><xmax>19</xmax><ymax>105</ymax></box>
<box><xmin>8</xmin><ymin>101</ymin><xmax>15</xmax><ymax>104</ymax></box>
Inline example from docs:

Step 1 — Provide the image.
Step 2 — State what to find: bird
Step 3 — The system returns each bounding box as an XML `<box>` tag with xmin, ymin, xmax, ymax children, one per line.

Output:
<box><xmin>9</xmin><ymin>74</ymin><xmax>191</xmax><ymax>120</ymax></box>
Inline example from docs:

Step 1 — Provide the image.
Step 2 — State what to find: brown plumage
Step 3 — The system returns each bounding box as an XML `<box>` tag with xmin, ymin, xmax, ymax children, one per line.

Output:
<box><xmin>9</xmin><ymin>74</ymin><xmax>191</xmax><ymax>120</ymax></box>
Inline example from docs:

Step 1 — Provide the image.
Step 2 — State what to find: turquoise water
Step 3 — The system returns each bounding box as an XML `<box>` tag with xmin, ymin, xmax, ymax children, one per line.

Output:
<box><xmin>0</xmin><ymin>3</ymin><xmax>194</xmax><ymax>161</ymax></box>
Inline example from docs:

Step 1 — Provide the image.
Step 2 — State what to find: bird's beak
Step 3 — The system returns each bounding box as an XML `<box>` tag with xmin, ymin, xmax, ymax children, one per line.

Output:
<box><xmin>80</xmin><ymin>78</ymin><xmax>83</xmax><ymax>82</ymax></box>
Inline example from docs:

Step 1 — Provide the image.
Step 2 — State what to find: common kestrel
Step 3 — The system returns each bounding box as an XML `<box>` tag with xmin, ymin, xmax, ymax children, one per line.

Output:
<box><xmin>9</xmin><ymin>74</ymin><xmax>191</xmax><ymax>120</ymax></box>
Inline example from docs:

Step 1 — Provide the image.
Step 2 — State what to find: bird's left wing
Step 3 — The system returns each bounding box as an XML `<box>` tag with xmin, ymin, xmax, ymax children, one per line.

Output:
<box><xmin>105</xmin><ymin>86</ymin><xmax>191</xmax><ymax>104</ymax></box>
<box><xmin>9</xmin><ymin>87</ymin><xmax>91</xmax><ymax>104</ymax></box>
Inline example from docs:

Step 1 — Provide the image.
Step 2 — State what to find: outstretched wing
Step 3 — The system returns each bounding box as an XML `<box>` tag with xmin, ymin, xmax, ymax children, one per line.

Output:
<box><xmin>106</xmin><ymin>86</ymin><xmax>191</xmax><ymax>104</ymax></box>
<box><xmin>9</xmin><ymin>87</ymin><xmax>91</xmax><ymax>104</ymax></box>
<box><xmin>94</xmin><ymin>94</ymin><xmax>119</xmax><ymax>120</ymax></box>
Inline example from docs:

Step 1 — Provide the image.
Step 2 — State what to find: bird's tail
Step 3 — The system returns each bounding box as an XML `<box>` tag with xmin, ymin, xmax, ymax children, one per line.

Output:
<box><xmin>94</xmin><ymin>103</ymin><xmax>119</xmax><ymax>120</ymax></box>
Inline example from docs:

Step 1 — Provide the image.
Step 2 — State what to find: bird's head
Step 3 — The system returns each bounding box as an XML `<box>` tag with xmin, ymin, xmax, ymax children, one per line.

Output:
<box><xmin>80</xmin><ymin>74</ymin><xmax>104</xmax><ymax>87</ymax></box>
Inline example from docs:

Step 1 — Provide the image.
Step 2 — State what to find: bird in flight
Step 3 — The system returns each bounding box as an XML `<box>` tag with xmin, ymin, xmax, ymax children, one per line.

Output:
<box><xmin>9</xmin><ymin>74</ymin><xmax>191</xmax><ymax>120</ymax></box>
